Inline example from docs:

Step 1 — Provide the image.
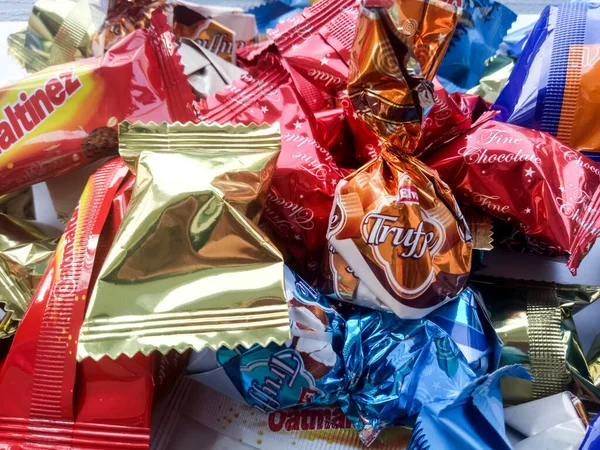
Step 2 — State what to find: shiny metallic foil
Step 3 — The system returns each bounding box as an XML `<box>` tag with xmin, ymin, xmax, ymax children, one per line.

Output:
<box><xmin>7</xmin><ymin>0</ymin><xmax>167</xmax><ymax>73</ymax></box>
<box><xmin>467</xmin><ymin>54</ymin><xmax>515</xmax><ymax>104</ymax></box>
<box><xmin>77</xmin><ymin>121</ymin><xmax>289</xmax><ymax>361</ymax></box>
<box><xmin>0</xmin><ymin>214</ymin><xmax>59</xmax><ymax>337</ymax></box>
<box><xmin>473</xmin><ymin>278</ymin><xmax>600</xmax><ymax>410</ymax></box>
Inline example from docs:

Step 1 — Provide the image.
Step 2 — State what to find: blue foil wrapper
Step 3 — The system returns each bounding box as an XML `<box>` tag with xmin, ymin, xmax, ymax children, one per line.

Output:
<box><xmin>437</xmin><ymin>0</ymin><xmax>516</xmax><ymax>90</ymax></box>
<box><xmin>407</xmin><ymin>365</ymin><xmax>531</xmax><ymax>450</ymax></box>
<box><xmin>248</xmin><ymin>0</ymin><xmax>309</xmax><ymax>34</ymax></box>
<box><xmin>580</xmin><ymin>414</ymin><xmax>600</xmax><ymax>450</ymax></box>
<box><xmin>187</xmin><ymin>267</ymin><xmax>503</xmax><ymax>445</ymax></box>
<box><xmin>493</xmin><ymin>2</ymin><xmax>600</xmax><ymax>148</ymax></box>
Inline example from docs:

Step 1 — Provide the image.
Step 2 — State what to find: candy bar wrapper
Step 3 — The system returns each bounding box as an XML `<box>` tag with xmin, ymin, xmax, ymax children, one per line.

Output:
<box><xmin>151</xmin><ymin>377</ymin><xmax>413</xmax><ymax>450</ymax></box>
<box><xmin>196</xmin><ymin>50</ymin><xmax>345</xmax><ymax>277</ymax></box>
<box><xmin>76</xmin><ymin>122</ymin><xmax>289</xmax><ymax>361</ymax></box>
<box><xmin>328</xmin><ymin>0</ymin><xmax>471</xmax><ymax>318</ymax></box>
<box><xmin>425</xmin><ymin>118</ymin><xmax>600</xmax><ymax>274</ymax></box>
<box><xmin>466</xmin><ymin>54</ymin><xmax>515</xmax><ymax>104</ymax></box>
<box><xmin>0</xmin><ymin>158</ymin><xmax>159</xmax><ymax>448</ymax></box>
<box><xmin>493</xmin><ymin>2</ymin><xmax>600</xmax><ymax>153</ymax></box>
<box><xmin>187</xmin><ymin>267</ymin><xmax>500</xmax><ymax>445</ymax></box>
<box><xmin>179</xmin><ymin>38</ymin><xmax>247</xmax><ymax>100</ymax></box>
<box><xmin>408</xmin><ymin>365</ymin><xmax>530</xmax><ymax>450</ymax></box>
<box><xmin>437</xmin><ymin>0</ymin><xmax>516</xmax><ymax>91</ymax></box>
<box><xmin>0</xmin><ymin>214</ymin><xmax>59</xmax><ymax>337</ymax></box>
<box><xmin>174</xmin><ymin>1</ymin><xmax>258</xmax><ymax>62</ymax></box>
<box><xmin>473</xmin><ymin>278</ymin><xmax>600</xmax><ymax>409</ymax></box>
<box><xmin>504</xmin><ymin>392</ymin><xmax>588</xmax><ymax>450</ymax></box>
<box><xmin>0</xmin><ymin>9</ymin><xmax>195</xmax><ymax>196</ymax></box>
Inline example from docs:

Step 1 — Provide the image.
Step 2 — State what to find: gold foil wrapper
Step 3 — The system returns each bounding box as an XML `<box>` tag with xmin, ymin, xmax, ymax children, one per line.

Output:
<box><xmin>463</xmin><ymin>207</ymin><xmax>493</xmax><ymax>251</ymax></box>
<box><xmin>0</xmin><ymin>188</ymin><xmax>34</xmax><ymax>220</ymax></box>
<box><xmin>7</xmin><ymin>0</ymin><xmax>167</xmax><ymax>72</ymax></box>
<box><xmin>0</xmin><ymin>214</ymin><xmax>59</xmax><ymax>337</ymax></box>
<box><xmin>474</xmin><ymin>277</ymin><xmax>600</xmax><ymax>409</ymax></box>
<box><xmin>467</xmin><ymin>54</ymin><xmax>515</xmax><ymax>104</ymax></box>
<box><xmin>77</xmin><ymin>121</ymin><xmax>289</xmax><ymax>361</ymax></box>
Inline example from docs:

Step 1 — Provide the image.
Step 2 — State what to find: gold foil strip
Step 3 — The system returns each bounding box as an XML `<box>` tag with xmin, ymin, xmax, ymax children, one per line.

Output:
<box><xmin>526</xmin><ymin>288</ymin><xmax>569</xmax><ymax>399</ymax></box>
<box><xmin>463</xmin><ymin>207</ymin><xmax>493</xmax><ymax>251</ymax></box>
<box><xmin>77</xmin><ymin>121</ymin><xmax>289</xmax><ymax>361</ymax></box>
<box><xmin>473</xmin><ymin>277</ymin><xmax>600</xmax><ymax>409</ymax></box>
<box><xmin>0</xmin><ymin>214</ymin><xmax>58</xmax><ymax>335</ymax></box>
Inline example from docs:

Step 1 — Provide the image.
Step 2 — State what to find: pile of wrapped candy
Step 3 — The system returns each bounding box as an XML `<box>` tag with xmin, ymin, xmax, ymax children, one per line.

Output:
<box><xmin>1</xmin><ymin>0</ymin><xmax>600</xmax><ymax>448</ymax></box>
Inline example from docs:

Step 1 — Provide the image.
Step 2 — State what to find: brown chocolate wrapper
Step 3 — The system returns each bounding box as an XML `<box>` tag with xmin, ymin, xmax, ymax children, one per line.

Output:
<box><xmin>473</xmin><ymin>277</ymin><xmax>600</xmax><ymax>411</ymax></box>
<box><xmin>325</xmin><ymin>0</ymin><xmax>471</xmax><ymax>318</ymax></box>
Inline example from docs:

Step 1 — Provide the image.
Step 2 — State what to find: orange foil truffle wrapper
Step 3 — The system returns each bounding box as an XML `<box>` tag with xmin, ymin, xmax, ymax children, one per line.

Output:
<box><xmin>325</xmin><ymin>0</ymin><xmax>472</xmax><ymax>318</ymax></box>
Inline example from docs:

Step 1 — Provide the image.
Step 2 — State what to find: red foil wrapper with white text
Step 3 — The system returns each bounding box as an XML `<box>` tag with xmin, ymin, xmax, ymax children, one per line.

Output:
<box><xmin>196</xmin><ymin>51</ymin><xmax>345</xmax><ymax>275</ymax></box>
<box><xmin>425</xmin><ymin>119</ymin><xmax>600</xmax><ymax>273</ymax></box>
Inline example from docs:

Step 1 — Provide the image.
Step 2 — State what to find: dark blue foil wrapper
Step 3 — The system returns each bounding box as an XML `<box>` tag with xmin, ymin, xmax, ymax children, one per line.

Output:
<box><xmin>408</xmin><ymin>365</ymin><xmax>531</xmax><ymax>450</ymax></box>
<box><xmin>187</xmin><ymin>267</ymin><xmax>505</xmax><ymax>445</ymax></box>
<box><xmin>437</xmin><ymin>0</ymin><xmax>516</xmax><ymax>90</ymax></box>
<box><xmin>580</xmin><ymin>414</ymin><xmax>600</xmax><ymax>450</ymax></box>
<box><xmin>493</xmin><ymin>3</ymin><xmax>599</xmax><ymax>139</ymax></box>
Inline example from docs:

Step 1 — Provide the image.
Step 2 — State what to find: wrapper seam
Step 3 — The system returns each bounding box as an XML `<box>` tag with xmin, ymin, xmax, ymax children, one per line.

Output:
<box><xmin>7</xmin><ymin>30</ymin><xmax>49</xmax><ymax>74</ymax></box>
<box><xmin>48</xmin><ymin>0</ymin><xmax>90</xmax><ymax>66</ymax></box>
<box><xmin>148</xmin><ymin>9</ymin><xmax>198</xmax><ymax>124</ymax></box>
<box><xmin>540</xmin><ymin>2</ymin><xmax>587</xmax><ymax>138</ymax></box>
<box><xmin>270</xmin><ymin>0</ymin><xmax>357</xmax><ymax>55</ymax></box>
<box><xmin>0</xmin><ymin>159</ymin><xmax>149</xmax><ymax>449</ymax></box>
<box><xmin>526</xmin><ymin>288</ymin><xmax>568</xmax><ymax>399</ymax></box>
<box><xmin>77</xmin><ymin>121</ymin><xmax>290</xmax><ymax>362</ymax></box>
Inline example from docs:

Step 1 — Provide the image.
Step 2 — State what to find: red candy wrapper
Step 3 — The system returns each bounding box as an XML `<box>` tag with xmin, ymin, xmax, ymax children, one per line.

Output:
<box><xmin>416</xmin><ymin>79</ymin><xmax>489</xmax><ymax>156</ymax></box>
<box><xmin>425</xmin><ymin>118</ymin><xmax>600</xmax><ymax>273</ymax></box>
<box><xmin>268</xmin><ymin>0</ymin><xmax>360</xmax><ymax>99</ymax></box>
<box><xmin>0</xmin><ymin>10</ymin><xmax>195</xmax><ymax>195</ymax></box>
<box><xmin>196</xmin><ymin>51</ymin><xmax>345</xmax><ymax>276</ymax></box>
<box><xmin>0</xmin><ymin>159</ymin><xmax>156</xmax><ymax>449</ymax></box>
<box><xmin>342</xmin><ymin>79</ymin><xmax>487</xmax><ymax>164</ymax></box>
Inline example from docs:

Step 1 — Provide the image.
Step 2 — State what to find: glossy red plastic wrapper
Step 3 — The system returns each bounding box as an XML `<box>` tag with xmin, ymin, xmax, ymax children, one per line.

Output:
<box><xmin>0</xmin><ymin>159</ymin><xmax>156</xmax><ymax>449</ymax></box>
<box><xmin>416</xmin><ymin>79</ymin><xmax>489</xmax><ymax>156</ymax></box>
<box><xmin>0</xmin><ymin>10</ymin><xmax>195</xmax><ymax>196</ymax></box>
<box><xmin>268</xmin><ymin>0</ymin><xmax>360</xmax><ymax>101</ymax></box>
<box><xmin>196</xmin><ymin>51</ymin><xmax>345</xmax><ymax>277</ymax></box>
<box><xmin>425</xmin><ymin>118</ymin><xmax>600</xmax><ymax>273</ymax></box>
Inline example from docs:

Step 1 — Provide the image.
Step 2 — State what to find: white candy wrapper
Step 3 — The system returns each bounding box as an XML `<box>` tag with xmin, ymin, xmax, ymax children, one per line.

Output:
<box><xmin>504</xmin><ymin>392</ymin><xmax>588</xmax><ymax>450</ymax></box>
<box><xmin>151</xmin><ymin>377</ymin><xmax>412</xmax><ymax>450</ymax></box>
